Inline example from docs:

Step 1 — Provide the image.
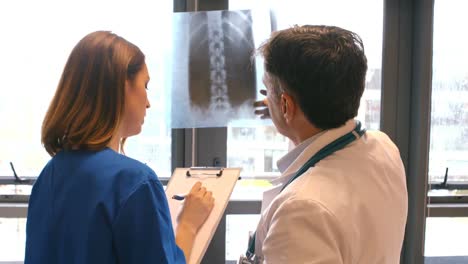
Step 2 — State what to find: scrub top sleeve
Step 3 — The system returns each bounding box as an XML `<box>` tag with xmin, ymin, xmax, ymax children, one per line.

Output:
<box><xmin>112</xmin><ymin>179</ymin><xmax>186</xmax><ymax>264</ymax></box>
<box><xmin>262</xmin><ymin>199</ymin><xmax>347</xmax><ymax>264</ymax></box>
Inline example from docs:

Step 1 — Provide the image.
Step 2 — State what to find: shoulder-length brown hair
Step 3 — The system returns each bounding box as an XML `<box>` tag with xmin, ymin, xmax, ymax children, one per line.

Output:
<box><xmin>42</xmin><ymin>31</ymin><xmax>145</xmax><ymax>156</ymax></box>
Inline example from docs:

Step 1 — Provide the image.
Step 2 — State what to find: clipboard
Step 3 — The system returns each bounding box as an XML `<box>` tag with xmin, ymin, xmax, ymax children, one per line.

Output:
<box><xmin>166</xmin><ymin>167</ymin><xmax>241</xmax><ymax>264</ymax></box>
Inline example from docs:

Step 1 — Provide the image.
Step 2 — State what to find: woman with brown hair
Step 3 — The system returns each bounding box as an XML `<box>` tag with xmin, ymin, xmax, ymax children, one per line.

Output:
<box><xmin>25</xmin><ymin>31</ymin><xmax>213</xmax><ymax>264</ymax></box>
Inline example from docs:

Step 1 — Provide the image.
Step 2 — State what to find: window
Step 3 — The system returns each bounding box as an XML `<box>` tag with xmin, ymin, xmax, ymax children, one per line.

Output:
<box><xmin>424</xmin><ymin>0</ymin><xmax>468</xmax><ymax>260</ymax></box>
<box><xmin>227</xmin><ymin>0</ymin><xmax>384</xmax><ymax>178</ymax></box>
<box><xmin>0</xmin><ymin>218</ymin><xmax>26</xmax><ymax>262</ymax></box>
<box><xmin>429</xmin><ymin>0</ymin><xmax>468</xmax><ymax>185</ymax></box>
<box><xmin>0</xmin><ymin>0</ymin><xmax>174</xmax><ymax>179</ymax></box>
<box><xmin>225</xmin><ymin>214</ymin><xmax>261</xmax><ymax>262</ymax></box>
<box><xmin>0</xmin><ymin>2</ymin><xmax>173</xmax><ymax>261</ymax></box>
<box><xmin>425</xmin><ymin>217</ymin><xmax>468</xmax><ymax>257</ymax></box>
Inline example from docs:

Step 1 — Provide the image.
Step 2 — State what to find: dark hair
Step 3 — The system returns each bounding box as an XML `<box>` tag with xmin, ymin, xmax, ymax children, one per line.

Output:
<box><xmin>258</xmin><ymin>25</ymin><xmax>368</xmax><ymax>129</ymax></box>
<box><xmin>42</xmin><ymin>31</ymin><xmax>145</xmax><ymax>156</ymax></box>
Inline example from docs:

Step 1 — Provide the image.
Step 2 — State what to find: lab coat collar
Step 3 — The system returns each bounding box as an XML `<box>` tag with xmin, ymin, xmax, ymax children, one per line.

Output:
<box><xmin>273</xmin><ymin>119</ymin><xmax>358</xmax><ymax>185</ymax></box>
<box><xmin>276</xmin><ymin>132</ymin><xmax>324</xmax><ymax>173</ymax></box>
<box><xmin>271</xmin><ymin>132</ymin><xmax>324</xmax><ymax>186</ymax></box>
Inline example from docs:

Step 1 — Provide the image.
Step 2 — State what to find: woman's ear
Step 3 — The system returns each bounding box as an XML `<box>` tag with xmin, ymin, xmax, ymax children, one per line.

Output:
<box><xmin>125</xmin><ymin>79</ymin><xmax>131</xmax><ymax>91</ymax></box>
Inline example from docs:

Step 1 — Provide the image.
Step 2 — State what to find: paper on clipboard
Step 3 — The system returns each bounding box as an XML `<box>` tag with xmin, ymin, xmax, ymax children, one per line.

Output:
<box><xmin>166</xmin><ymin>167</ymin><xmax>241</xmax><ymax>264</ymax></box>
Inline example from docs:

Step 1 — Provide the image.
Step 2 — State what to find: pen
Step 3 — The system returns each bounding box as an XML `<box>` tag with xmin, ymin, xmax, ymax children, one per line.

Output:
<box><xmin>171</xmin><ymin>194</ymin><xmax>187</xmax><ymax>201</ymax></box>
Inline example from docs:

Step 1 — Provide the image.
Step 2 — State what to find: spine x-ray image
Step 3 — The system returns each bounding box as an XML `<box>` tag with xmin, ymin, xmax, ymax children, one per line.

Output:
<box><xmin>172</xmin><ymin>10</ymin><xmax>263</xmax><ymax>128</ymax></box>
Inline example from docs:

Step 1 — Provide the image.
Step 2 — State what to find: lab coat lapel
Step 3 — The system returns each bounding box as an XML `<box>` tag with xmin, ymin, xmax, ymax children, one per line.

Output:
<box><xmin>261</xmin><ymin>172</ymin><xmax>291</xmax><ymax>212</ymax></box>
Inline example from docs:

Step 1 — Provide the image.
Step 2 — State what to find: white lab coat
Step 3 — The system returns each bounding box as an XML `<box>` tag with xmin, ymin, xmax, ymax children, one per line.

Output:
<box><xmin>254</xmin><ymin>120</ymin><xmax>408</xmax><ymax>264</ymax></box>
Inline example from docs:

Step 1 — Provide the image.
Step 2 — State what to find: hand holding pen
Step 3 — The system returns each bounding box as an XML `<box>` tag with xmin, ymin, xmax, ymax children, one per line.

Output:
<box><xmin>176</xmin><ymin>182</ymin><xmax>215</xmax><ymax>234</ymax></box>
<box><xmin>174</xmin><ymin>182</ymin><xmax>215</xmax><ymax>260</ymax></box>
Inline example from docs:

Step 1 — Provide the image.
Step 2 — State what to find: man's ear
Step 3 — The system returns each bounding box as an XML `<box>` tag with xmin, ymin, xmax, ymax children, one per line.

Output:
<box><xmin>281</xmin><ymin>93</ymin><xmax>295</xmax><ymax>122</ymax></box>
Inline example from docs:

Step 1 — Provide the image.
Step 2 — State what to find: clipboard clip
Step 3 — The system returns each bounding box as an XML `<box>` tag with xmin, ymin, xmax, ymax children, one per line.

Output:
<box><xmin>186</xmin><ymin>167</ymin><xmax>224</xmax><ymax>177</ymax></box>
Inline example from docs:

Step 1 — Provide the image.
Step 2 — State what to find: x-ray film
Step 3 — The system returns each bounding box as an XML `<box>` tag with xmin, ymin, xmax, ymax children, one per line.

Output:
<box><xmin>171</xmin><ymin>9</ymin><xmax>271</xmax><ymax>128</ymax></box>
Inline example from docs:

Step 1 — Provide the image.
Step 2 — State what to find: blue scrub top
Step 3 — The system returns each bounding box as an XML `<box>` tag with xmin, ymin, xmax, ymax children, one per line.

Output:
<box><xmin>25</xmin><ymin>148</ymin><xmax>185</xmax><ymax>264</ymax></box>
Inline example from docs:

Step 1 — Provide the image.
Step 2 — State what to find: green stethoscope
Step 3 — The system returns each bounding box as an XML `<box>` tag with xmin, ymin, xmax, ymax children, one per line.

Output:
<box><xmin>243</xmin><ymin>121</ymin><xmax>366</xmax><ymax>263</ymax></box>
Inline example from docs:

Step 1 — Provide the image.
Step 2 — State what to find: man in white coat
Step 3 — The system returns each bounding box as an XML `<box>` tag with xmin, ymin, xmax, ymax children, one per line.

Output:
<box><xmin>243</xmin><ymin>25</ymin><xmax>408</xmax><ymax>264</ymax></box>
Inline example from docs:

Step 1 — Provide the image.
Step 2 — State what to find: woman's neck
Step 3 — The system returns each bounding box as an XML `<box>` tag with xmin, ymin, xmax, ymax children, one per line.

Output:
<box><xmin>107</xmin><ymin>136</ymin><xmax>120</xmax><ymax>153</ymax></box>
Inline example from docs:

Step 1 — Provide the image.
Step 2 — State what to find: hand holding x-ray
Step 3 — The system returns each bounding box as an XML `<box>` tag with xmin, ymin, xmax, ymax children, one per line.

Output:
<box><xmin>253</xmin><ymin>89</ymin><xmax>270</xmax><ymax>119</ymax></box>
